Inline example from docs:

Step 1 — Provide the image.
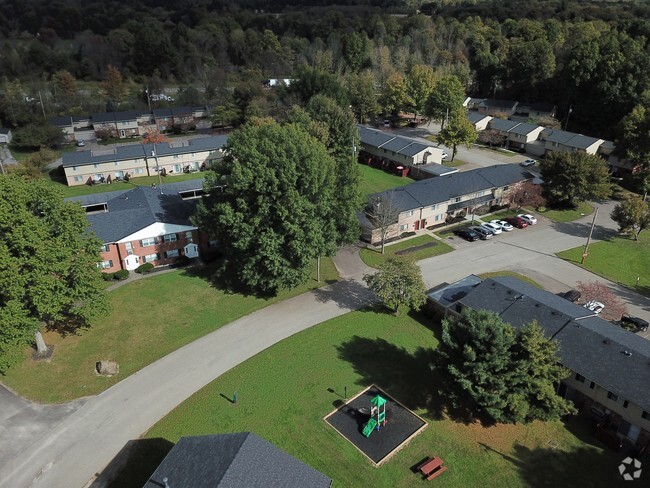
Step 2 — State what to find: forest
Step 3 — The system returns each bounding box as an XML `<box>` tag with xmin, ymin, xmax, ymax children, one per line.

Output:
<box><xmin>1</xmin><ymin>0</ymin><xmax>649</xmax><ymax>140</ymax></box>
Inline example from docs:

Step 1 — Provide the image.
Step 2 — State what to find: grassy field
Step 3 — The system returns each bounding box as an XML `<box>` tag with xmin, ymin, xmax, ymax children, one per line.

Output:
<box><xmin>557</xmin><ymin>230</ymin><xmax>650</xmax><ymax>295</ymax></box>
<box><xmin>478</xmin><ymin>271</ymin><xmax>543</xmax><ymax>289</ymax></box>
<box><xmin>490</xmin><ymin>203</ymin><xmax>593</xmax><ymax>223</ymax></box>
<box><xmin>360</xmin><ymin>235</ymin><xmax>454</xmax><ymax>268</ymax></box>
<box><xmin>443</xmin><ymin>159</ymin><xmax>467</xmax><ymax>168</ymax></box>
<box><xmin>358</xmin><ymin>164</ymin><xmax>414</xmax><ymax>207</ymax></box>
<box><xmin>10</xmin><ymin>144</ymin><xmax>77</xmax><ymax>163</ymax></box>
<box><xmin>1</xmin><ymin>258</ymin><xmax>339</xmax><ymax>403</ymax></box>
<box><xmin>127</xmin><ymin>309</ymin><xmax>625</xmax><ymax>488</ymax></box>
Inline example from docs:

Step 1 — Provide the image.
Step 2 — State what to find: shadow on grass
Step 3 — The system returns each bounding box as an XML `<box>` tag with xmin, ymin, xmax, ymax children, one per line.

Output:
<box><xmin>89</xmin><ymin>438</ymin><xmax>174</xmax><ymax>488</ymax></box>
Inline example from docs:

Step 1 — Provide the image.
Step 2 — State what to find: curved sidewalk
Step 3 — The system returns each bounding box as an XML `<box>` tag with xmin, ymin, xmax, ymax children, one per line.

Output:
<box><xmin>0</xmin><ymin>252</ymin><xmax>376</xmax><ymax>488</ymax></box>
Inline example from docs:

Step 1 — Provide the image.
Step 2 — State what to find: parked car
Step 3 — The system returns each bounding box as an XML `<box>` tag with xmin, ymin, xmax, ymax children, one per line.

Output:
<box><xmin>620</xmin><ymin>315</ymin><xmax>649</xmax><ymax>332</ymax></box>
<box><xmin>583</xmin><ymin>300</ymin><xmax>605</xmax><ymax>314</ymax></box>
<box><xmin>480</xmin><ymin>222</ymin><xmax>502</xmax><ymax>235</ymax></box>
<box><xmin>504</xmin><ymin>216</ymin><xmax>528</xmax><ymax>229</ymax></box>
<box><xmin>517</xmin><ymin>213</ymin><xmax>537</xmax><ymax>225</ymax></box>
<box><xmin>76</xmin><ymin>140</ymin><xmax>85</xmax><ymax>147</ymax></box>
<box><xmin>520</xmin><ymin>159</ymin><xmax>536</xmax><ymax>167</ymax></box>
<box><xmin>454</xmin><ymin>228</ymin><xmax>479</xmax><ymax>242</ymax></box>
<box><xmin>470</xmin><ymin>226</ymin><xmax>493</xmax><ymax>240</ymax></box>
<box><xmin>489</xmin><ymin>219</ymin><xmax>514</xmax><ymax>232</ymax></box>
<box><xmin>441</xmin><ymin>151</ymin><xmax>449</xmax><ymax>160</ymax></box>
<box><xmin>560</xmin><ymin>289</ymin><xmax>581</xmax><ymax>303</ymax></box>
<box><xmin>383</xmin><ymin>119</ymin><xmax>390</xmax><ymax>127</ymax></box>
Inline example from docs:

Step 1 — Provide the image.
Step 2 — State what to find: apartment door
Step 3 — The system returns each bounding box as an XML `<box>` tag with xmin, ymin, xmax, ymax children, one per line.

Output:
<box><xmin>184</xmin><ymin>243</ymin><xmax>199</xmax><ymax>258</ymax></box>
<box><xmin>124</xmin><ymin>255</ymin><xmax>139</xmax><ymax>270</ymax></box>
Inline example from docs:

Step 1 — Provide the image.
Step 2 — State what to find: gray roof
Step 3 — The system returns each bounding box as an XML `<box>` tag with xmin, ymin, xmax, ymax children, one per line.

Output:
<box><xmin>419</xmin><ymin>164</ymin><xmax>459</xmax><ymax>176</ymax></box>
<box><xmin>545</xmin><ymin>129</ymin><xmax>576</xmax><ymax>145</ymax></box>
<box><xmin>468</xmin><ymin>112</ymin><xmax>490</xmax><ymax>123</ymax></box>
<box><xmin>567</xmin><ymin>134</ymin><xmax>603</xmax><ymax>149</ymax></box>
<box><xmin>61</xmin><ymin>135</ymin><xmax>227</xmax><ymax>168</ymax></box>
<box><xmin>91</xmin><ymin>112</ymin><xmax>116</xmax><ymax>124</ymax></box>
<box><xmin>0</xmin><ymin>127</ymin><xmax>10</xmax><ymax>134</ymax></box>
<box><xmin>487</xmin><ymin>119</ymin><xmax>520</xmax><ymax>132</ymax></box>
<box><xmin>371</xmin><ymin>165</ymin><xmax>532</xmax><ymax>212</ymax></box>
<box><xmin>67</xmin><ymin>179</ymin><xmax>205</xmax><ymax>243</ymax></box>
<box><xmin>154</xmin><ymin>108</ymin><xmax>174</xmax><ymax>118</ymax></box>
<box><xmin>509</xmin><ymin>122</ymin><xmax>541</xmax><ymax>136</ymax></box>
<box><xmin>479</xmin><ymin>99</ymin><xmax>518</xmax><ymax>110</ymax></box>
<box><xmin>357</xmin><ymin>125</ymin><xmax>434</xmax><ymax>157</ymax></box>
<box><xmin>435</xmin><ymin>276</ymin><xmax>650</xmax><ymax>411</ymax></box>
<box><xmin>145</xmin><ymin>433</ymin><xmax>332</xmax><ymax>488</ymax></box>
<box><xmin>48</xmin><ymin>116</ymin><xmax>74</xmax><ymax>127</ymax></box>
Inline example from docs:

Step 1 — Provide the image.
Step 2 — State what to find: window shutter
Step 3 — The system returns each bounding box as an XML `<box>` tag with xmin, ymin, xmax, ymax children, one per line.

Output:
<box><xmin>623</xmin><ymin>400</ymin><xmax>629</xmax><ymax>408</ymax></box>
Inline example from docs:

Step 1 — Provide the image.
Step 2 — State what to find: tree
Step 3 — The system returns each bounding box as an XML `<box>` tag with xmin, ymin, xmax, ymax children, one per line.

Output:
<box><xmin>0</xmin><ymin>77</ymin><xmax>34</xmax><ymax>128</ymax></box>
<box><xmin>366</xmin><ymin>190</ymin><xmax>401</xmax><ymax>254</ymax></box>
<box><xmin>424</xmin><ymin>75</ymin><xmax>466</xmax><ymax>130</ymax></box>
<box><xmin>381</xmin><ymin>72</ymin><xmax>411</xmax><ymax>118</ymax></box>
<box><xmin>437</xmin><ymin>309</ymin><xmax>575</xmax><ymax>424</ymax></box>
<box><xmin>288</xmin><ymin>66</ymin><xmax>348</xmax><ymax>107</ymax></box>
<box><xmin>616</xmin><ymin>102</ymin><xmax>650</xmax><ymax>194</ymax></box>
<box><xmin>193</xmin><ymin>120</ymin><xmax>338</xmax><ymax>295</ymax></box>
<box><xmin>611</xmin><ymin>195</ymin><xmax>650</xmax><ymax>241</ymax></box>
<box><xmin>142</xmin><ymin>128</ymin><xmax>169</xmax><ymax>145</ymax></box>
<box><xmin>575</xmin><ymin>281</ymin><xmax>627</xmax><ymax>322</ymax></box>
<box><xmin>9</xmin><ymin>147</ymin><xmax>57</xmax><ymax>179</ymax></box>
<box><xmin>52</xmin><ymin>70</ymin><xmax>77</xmax><ymax>101</ymax></box>
<box><xmin>102</xmin><ymin>64</ymin><xmax>126</xmax><ymax>103</ymax></box>
<box><xmin>363</xmin><ymin>257</ymin><xmax>426</xmax><ymax>315</ymax></box>
<box><xmin>11</xmin><ymin>123</ymin><xmax>63</xmax><ymax>150</ymax></box>
<box><xmin>407</xmin><ymin>65</ymin><xmax>436</xmax><ymax>120</ymax></box>
<box><xmin>539</xmin><ymin>152</ymin><xmax>611</xmax><ymax>208</ymax></box>
<box><xmin>507</xmin><ymin>181</ymin><xmax>545</xmax><ymax>210</ymax></box>
<box><xmin>478</xmin><ymin>128</ymin><xmax>505</xmax><ymax>147</ymax></box>
<box><xmin>436</xmin><ymin>111</ymin><xmax>477</xmax><ymax>162</ymax></box>
<box><xmin>0</xmin><ymin>176</ymin><xmax>108</xmax><ymax>371</ymax></box>
<box><xmin>531</xmin><ymin>115</ymin><xmax>561</xmax><ymax>130</ymax></box>
<box><xmin>347</xmin><ymin>72</ymin><xmax>379</xmax><ymax>124</ymax></box>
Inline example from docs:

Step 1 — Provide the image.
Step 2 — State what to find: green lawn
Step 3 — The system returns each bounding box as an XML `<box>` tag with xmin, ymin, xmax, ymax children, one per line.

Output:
<box><xmin>358</xmin><ymin>164</ymin><xmax>414</xmax><ymax>207</ymax></box>
<box><xmin>1</xmin><ymin>258</ymin><xmax>339</xmax><ymax>403</ymax></box>
<box><xmin>489</xmin><ymin>203</ymin><xmax>593</xmax><ymax>223</ymax></box>
<box><xmin>10</xmin><ymin>144</ymin><xmax>77</xmax><ymax>163</ymax></box>
<box><xmin>44</xmin><ymin>168</ymin><xmax>206</xmax><ymax>198</ymax></box>
<box><xmin>443</xmin><ymin>159</ymin><xmax>467</xmax><ymax>168</ymax></box>
<box><xmin>557</xmin><ymin>230</ymin><xmax>650</xmax><ymax>295</ymax></box>
<box><xmin>360</xmin><ymin>235</ymin><xmax>454</xmax><ymax>268</ymax></box>
<box><xmin>128</xmin><ymin>309</ymin><xmax>624</xmax><ymax>488</ymax></box>
<box><xmin>478</xmin><ymin>271</ymin><xmax>543</xmax><ymax>289</ymax></box>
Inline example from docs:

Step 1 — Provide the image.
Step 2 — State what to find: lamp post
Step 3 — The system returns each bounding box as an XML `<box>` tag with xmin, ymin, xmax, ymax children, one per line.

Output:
<box><xmin>151</xmin><ymin>147</ymin><xmax>163</xmax><ymax>194</ymax></box>
<box><xmin>564</xmin><ymin>105</ymin><xmax>573</xmax><ymax>131</ymax></box>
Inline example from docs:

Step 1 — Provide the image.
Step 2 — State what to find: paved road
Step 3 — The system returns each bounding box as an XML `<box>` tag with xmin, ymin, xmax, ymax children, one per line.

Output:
<box><xmin>0</xmin><ymin>264</ymin><xmax>376</xmax><ymax>488</ymax></box>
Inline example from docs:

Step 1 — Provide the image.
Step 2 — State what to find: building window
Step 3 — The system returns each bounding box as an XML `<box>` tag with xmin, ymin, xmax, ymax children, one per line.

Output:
<box><xmin>114</xmin><ymin>161</ymin><xmax>119</xmax><ymax>166</ymax></box>
<box><xmin>173</xmin><ymin>154</ymin><xmax>179</xmax><ymax>159</ymax></box>
<box><xmin>100</xmin><ymin>244</ymin><xmax>110</xmax><ymax>253</ymax></box>
<box><xmin>435</xmin><ymin>214</ymin><xmax>441</xmax><ymax>222</ymax></box>
<box><xmin>575</xmin><ymin>373</ymin><xmax>585</xmax><ymax>383</ymax></box>
<box><xmin>454</xmin><ymin>197</ymin><xmax>461</xmax><ymax>203</ymax></box>
<box><xmin>165</xmin><ymin>249</ymin><xmax>179</xmax><ymax>258</ymax></box>
<box><xmin>140</xmin><ymin>237</ymin><xmax>156</xmax><ymax>247</ymax></box>
<box><xmin>185</xmin><ymin>231</ymin><xmax>193</xmax><ymax>242</ymax></box>
<box><xmin>135</xmin><ymin>168</ymin><xmax>144</xmax><ymax>174</ymax></box>
<box><xmin>589</xmin><ymin>381</ymin><xmax>595</xmax><ymax>389</ymax></box>
<box><xmin>208</xmin><ymin>239</ymin><xmax>220</xmax><ymax>249</ymax></box>
<box><xmin>74</xmin><ymin>176</ymin><xmax>83</xmax><ymax>182</ymax></box>
<box><xmin>503</xmin><ymin>186</ymin><xmax>509</xmax><ymax>191</ymax></box>
<box><xmin>173</xmin><ymin>164</ymin><xmax>181</xmax><ymax>173</ymax></box>
<box><xmin>163</xmin><ymin>233</ymin><xmax>177</xmax><ymax>243</ymax></box>
<box><xmin>406</xmin><ymin>210</ymin><xmax>414</xmax><ymax>217</ymax></box>
<box><xmin>431</xmin><ymin>204</ymin><xmax>438</xmax><ymax>211</ymax></box>
<box><xmin>143</xmin><ymin>253</ymin><xmax>159</xmax><ymax>263</ymax></box>
<box><xmin>643</xmin><ymin>411</ymin><xmax>649</xmax><ymax>420</ymax></box>
<box><xmin>73</xmin><ymin>166</ymin><xmax>78</xmax><ymax>172</ymax></box>
<box><xmin>607</xmin><ymin>391</ymin><xmax>618</xmax><ymax>402</ymax></box>
<box><xmin>400</xmin><ymin>224</ymin><xmax>408</xmax><ymax>231</ymax></box>
<box><xmin>94</xmin><ymin>163</ymin><xmax>99</xmax><ymax>168</ymax></box>
<box><xmin>125</xmin><ymin>242</ymin><xmax>133</xmax><ymax>256</ymax></box>
<box><xmin>99</xmin><ymin>260</ymin><xmax>113</xmax><ymax>269</ymax></box>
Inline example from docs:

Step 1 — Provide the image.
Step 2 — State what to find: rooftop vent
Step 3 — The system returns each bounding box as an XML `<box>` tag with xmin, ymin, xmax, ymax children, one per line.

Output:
<box><xmin>621</xmin><ymin>350</ymin><xmax>632</xmax><ymax>357</ymax></box>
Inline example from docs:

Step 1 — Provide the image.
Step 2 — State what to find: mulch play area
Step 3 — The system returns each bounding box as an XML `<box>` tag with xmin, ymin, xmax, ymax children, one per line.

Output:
<box><xmin>324</xmin><ymin>385</ymin><xmax>427</xmax><ymax>466</ymax></box>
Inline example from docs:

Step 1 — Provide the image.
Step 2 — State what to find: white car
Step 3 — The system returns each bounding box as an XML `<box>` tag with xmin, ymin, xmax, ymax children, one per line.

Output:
<box><xmin>520</xmin><ymin>159</ymin><xmax>536</xmax><ymax>167</ymax></box>
<box><xmin>481</xmin><ymin>222</ymin><xmax>502</xmax><ymax>235</ymax></box>
<box><xmin>490</xmin><ymin>219</ymin><xmax>514</xmax><ymax>232</ymax></box>
<box><xmin>441</xmin><ymin>151</ymin><xmax>449</xmax><ymax>160</ymax></box>
<box><xmin>517</xmin><ymin>213</ymin><xmax>537</xmax><ymax>225</ymax></box>
<box><xmin>584</xmin><ymin>300</ymin><xmax>605</xmax><ymax>314</ymax></box>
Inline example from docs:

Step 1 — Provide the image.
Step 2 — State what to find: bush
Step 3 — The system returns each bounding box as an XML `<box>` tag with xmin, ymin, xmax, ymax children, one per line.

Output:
<box><xmin>172</xmin><ymin>255</ymin><xmax>191</xmax><ymax>268</ymax></box>
<box><xmin>101</xmin><ymin>272</ymin><xmax>114</xmax><ymax>281</ymax></box>
<box><xmin>135</xmin><ymin>263</ymin><xmax>155</xmax><ymax>274</ymax></box>
<box><xmin>114</xmin><ymin>269</ymin><xmax>130</xmax><ymax>281</ymax></box>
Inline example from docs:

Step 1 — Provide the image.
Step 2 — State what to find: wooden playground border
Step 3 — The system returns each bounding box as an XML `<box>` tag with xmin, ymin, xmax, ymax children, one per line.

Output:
<box><xmin>323</xmin><ymin>384</ymin><xmax>428</xmax><ymax>467</ymax></box>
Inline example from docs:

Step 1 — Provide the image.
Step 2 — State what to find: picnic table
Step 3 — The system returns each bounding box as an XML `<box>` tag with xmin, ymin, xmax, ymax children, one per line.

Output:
<box><xmin>417</xmin><ymin>456</ymin><xmax>447</xmax><ymax>480</ymax></box>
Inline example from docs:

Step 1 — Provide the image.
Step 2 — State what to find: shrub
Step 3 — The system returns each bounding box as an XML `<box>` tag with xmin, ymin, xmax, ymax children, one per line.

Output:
<box><xmin>101</xmin><ymin>272</ymin><xmax>114</xmax><ymax>281</ymax></box>
<box><xmin>135</xmin><ymin>263</ymin><xmax>155</xmax><ymax>274</ymax></box>
<box><xmin>172</xmin><ymin>255</ymin><xmax>191</xmax><ymax>268</ymax></box>
<box><xmin>114</xmin><ymin>269</ymin><xmax>130</xmax><ymax>281</ymax></box>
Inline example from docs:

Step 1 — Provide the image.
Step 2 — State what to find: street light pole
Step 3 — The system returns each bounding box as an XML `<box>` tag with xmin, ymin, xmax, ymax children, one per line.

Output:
<box><xmin>151</xmin><ymin>148</ymin><xmax>163</xmax><ymax>194</ymax></box>
<box><xmin>564</xmin><ymin>104</ymin><xmax>573</xmax><ymax>131</ymax></box>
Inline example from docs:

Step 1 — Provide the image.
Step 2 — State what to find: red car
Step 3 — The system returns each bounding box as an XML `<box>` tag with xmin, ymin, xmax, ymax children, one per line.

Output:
<box><xmin>504</xmin><ymin>216</ymin><xmax>528</xmax><ymax>229</ymax></box>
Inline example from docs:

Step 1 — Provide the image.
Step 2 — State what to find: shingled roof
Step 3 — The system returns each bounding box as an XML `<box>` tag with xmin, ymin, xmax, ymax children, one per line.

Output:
<box><xmin>144</xmin><ymin>433</ymin><xmax>332</xmax><ymax>488</ymax></box>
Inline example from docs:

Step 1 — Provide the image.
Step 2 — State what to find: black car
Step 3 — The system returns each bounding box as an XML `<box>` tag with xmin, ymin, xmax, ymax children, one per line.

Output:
<box><xmin>561</xmin><ymin>289</ymin><xmax>581</xmax><ymax>303</ymax></box>
<box><xmin>620</xmin><ymin>315</ymin><xmax>649</xmax><ymax>333</ymax></box>
<box><xmin>454</xmin><ymin>228</ymin><xmax>479</xmax><ymax>242</ymax></box>
<box><xmin>469</xmin><ymin>226</ymin><xmax>493</xmax><ymax>240</ymax></box>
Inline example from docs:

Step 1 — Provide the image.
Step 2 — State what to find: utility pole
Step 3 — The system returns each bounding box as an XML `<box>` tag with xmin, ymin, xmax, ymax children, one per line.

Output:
<box><xmin>151</xmin><ymin>148</ymin><xmax>163</xmax><ymax>194</ymax></box>
<box><xmin>38</xmin><ymin>90</ymin><xmax>46</xmax><ymax>119</ymax></box>
<box><xmin>581</xmin><ymin>206</ymin><xmax>599</xmax><ymax>264</ymax></box>
<box><xmin>564</xmin><ymin>104</ymin><xmax>573</xmax><ymax>131</ymax></box>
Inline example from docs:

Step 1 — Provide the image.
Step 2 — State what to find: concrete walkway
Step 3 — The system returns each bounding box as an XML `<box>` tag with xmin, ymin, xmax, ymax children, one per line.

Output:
<box><xmin>0</xmin><ymin>249</ymin><xmax>376</xmax><ymax>488</ymax></box>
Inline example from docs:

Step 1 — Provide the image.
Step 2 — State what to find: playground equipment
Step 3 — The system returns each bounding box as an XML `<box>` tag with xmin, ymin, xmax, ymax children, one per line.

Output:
<box><xmin>362</xmin><ymin>395</ymin><xmax>387</xmax><ymax>438</ymax></box>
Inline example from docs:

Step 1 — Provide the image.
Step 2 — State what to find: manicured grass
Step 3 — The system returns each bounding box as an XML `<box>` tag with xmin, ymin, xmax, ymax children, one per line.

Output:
<box><xmin>425</xmin><ymin>135</ymin><xmax>437</xmax><ymax>143</ymax></box>
<box><xmin>135</xmin><ymin>309</ymin><xmax>622</xmax><ymax>488</ymax></box>
<box><xmin>1</xmin><ymin>258</ymin><xmax>339</xmax><ymax>403</ymax></box>
<box><xmin>44</xmin><ymin>168</ymin><xmax>206</xmax><ymax>198</ymax></box>
<box><xmin>536</xmin><ymin>202</ymin><xmax>594</xmax><ymax>222</ymax></box>
<box><xmin>479</xmin><ymin>271</ymin><xmax>543</xmax><ymax>289</ymax></box>
<box><xmin>360</xmin><ymin>235</ymin><xmax>454</xmax><ymax>268</ymax></box>
<box><xmin>476</xmin><ymin>145</ymin><xmax>519</xmax><ymax>157</ymax></box>
<box><xmin>358</xmin><ymin>164</ymin><xmax>414</xmax><ymax>207</ymax></box>
<box><xmin>443</xmin><ymin>158</ymin><xmax>466</xmax><ymax>168</ymax></box>
<box><xmin>557</xmin><ymin>230</ymin><xmax>650</xmax><ymax>295</ymax></box>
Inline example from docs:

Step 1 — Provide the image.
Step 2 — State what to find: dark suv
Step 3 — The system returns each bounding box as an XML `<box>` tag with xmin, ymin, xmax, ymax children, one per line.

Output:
<box><xmin>470</xmin><ymin>226</ymin><xmax>493</xmax><ymax>240</ymax></box>
<box><xmin>454</xmin><ymin>228</ymin><xmax>479</xmax><ymax>242</ymax></box>
<box><xmin>620</xmin><ymin>315</ymin><xmax>649</xmax><ymax>333</ymax></box>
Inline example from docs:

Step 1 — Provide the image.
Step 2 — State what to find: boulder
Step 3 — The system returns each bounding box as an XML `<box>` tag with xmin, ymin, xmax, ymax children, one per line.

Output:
<box><xmin>96</xmin><ymin>361</ymin><xmax>119</xmax><ymax>376</ymax></box>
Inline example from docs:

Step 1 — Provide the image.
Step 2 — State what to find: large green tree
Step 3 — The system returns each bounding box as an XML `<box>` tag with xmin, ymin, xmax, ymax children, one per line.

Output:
<box><xmin>0</xmin><ymin>176</ymin><xmax>108</xmax><ymax>372</ymax></box>
<box><xmin>436</xmin><ymin>111</ymin><xmax>477</xmax><ymax>162</ymax></box>
<box><xmin>381</xmin><ymin>71</ymin><xmax>411</xmax><ymax>118</ymax></box>
<box><xmin>539</xmin><ymin>152</ymin><xmax>611</xmax><ymax>208</ymax></box>
<box><xmin>616</xmin><ymin>101</ymin><xmax>650</xmax><ymax>194</ymax></box>
<box><xmin>407</xmin><ymin>64</ymin><xmax>436</xmax><ymax>120</ymax></box>
<box><xmin>193</xmin><ymin>120</ymin><xmax>339</xmax><ymax>295</ymax></box>
<box><xmin>611</xmin><ymin>195</ymin><xmax>650</xmax><ymax>241</ymax></box>
<box><xmin>347</xmin><ymin>72</ymin><xmax>379</xmax><ymax>124</ymax></box>
<box><xmin>437</xmin><ymin>310</ymin><xmax>575</xmax><ymax>424</ymax></box>
<box><xmin>363</xmin><ymin>257</ymin><xmax>426</xmax><ymax>315</ymax></box>
<box><xmin>11</xmin><ymin>123</ymin><xmax>64</xmax><ymax>150</ymax></box>
<box><xmin>424</xmin><ymin>75</ymin><xmax>466</xmax><ymax>131</ymax></box>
